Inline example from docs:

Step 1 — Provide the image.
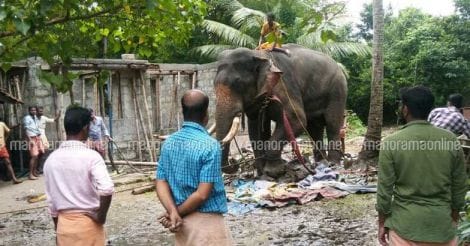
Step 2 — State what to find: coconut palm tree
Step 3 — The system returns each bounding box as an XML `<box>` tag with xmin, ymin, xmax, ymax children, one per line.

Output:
<box><xmin>358</xmin><ymin>0</ymin><xmax>384</xmax><ymax>163</ymax></box>
<box><xmin>192</xmin><ymin>0</ymin><xmax>371</xmax><ymax>60</ymax></box>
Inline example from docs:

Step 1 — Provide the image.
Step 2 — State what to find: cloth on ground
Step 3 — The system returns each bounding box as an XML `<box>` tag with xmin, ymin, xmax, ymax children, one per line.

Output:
<box><xmin>227</xmin><ymin>202</ymin><xmax>257</xmax><ymax>216</ymax></box>
<box><xmin>298</xmin><ymin>180</ymin><xmax>377</xmax><ymax>193</ymax></box>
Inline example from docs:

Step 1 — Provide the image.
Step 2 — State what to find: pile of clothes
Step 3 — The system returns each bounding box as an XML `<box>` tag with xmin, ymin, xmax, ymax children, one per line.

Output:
<box><xmin>226</xmin><ymin>164</ymin><xmax>377</xmax><ymax>216</ymax></box>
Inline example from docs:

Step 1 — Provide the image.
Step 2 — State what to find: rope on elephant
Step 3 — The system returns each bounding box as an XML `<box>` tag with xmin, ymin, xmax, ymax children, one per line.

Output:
<box><xmin>267</xmin><ymin>52</ymin><xmax>330</xmax><ymax>162</ymax></box>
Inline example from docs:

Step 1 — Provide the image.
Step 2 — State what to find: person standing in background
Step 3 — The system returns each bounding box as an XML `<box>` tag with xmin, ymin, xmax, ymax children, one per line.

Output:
<box><xmin>23</xmin><ymin>106</ymin><xmax>44</xmax><ymax>180</ymax></box>
<box><xmin>88</xmin><ymin>109</ymin><xmax>111</xmax><ymax>158</ymax></box>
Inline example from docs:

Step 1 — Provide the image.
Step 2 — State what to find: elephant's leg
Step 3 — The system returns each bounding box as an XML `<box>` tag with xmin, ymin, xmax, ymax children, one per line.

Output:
<box><xmin>307</xmin><ymin>117</ymin><xmax>326</xmax><ymax>162</ymax></box>
<box><xmin>263</xmin><ymin>109</ymin><xmax>306</xmax><ymax>178</ymax></box>
<box><xmin>248</xmin><ymin>117</ymin><xmax>271</xmax><ymax>175</ymax></box>
<box><xmin>324</xmin><ymin>103</ymin><xmax>345</xmax><ymax>164</ymax></box>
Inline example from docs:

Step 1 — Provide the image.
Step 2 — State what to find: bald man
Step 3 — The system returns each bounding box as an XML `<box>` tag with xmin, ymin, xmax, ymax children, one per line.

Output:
<box><xmin>156</xmin><ymin>90</ymin><xmax>232</xmax><ymax>245</ymax></box>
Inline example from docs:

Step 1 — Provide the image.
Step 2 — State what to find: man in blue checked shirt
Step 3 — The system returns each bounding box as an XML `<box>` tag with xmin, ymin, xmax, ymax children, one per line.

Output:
<box><xmin>156</xmin><ymin>90</ymin><xmax>232</xmax><ymax>246</ymax></box>
<box><xmin>428</xmin><ymin>93</ymin><xmax>470</xmax><ymax>138</ymax></box>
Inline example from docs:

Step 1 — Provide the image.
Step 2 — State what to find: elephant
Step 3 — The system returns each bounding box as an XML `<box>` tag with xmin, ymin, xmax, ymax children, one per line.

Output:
<box><xmin>214</xmin><ymin>44</ymin><xmax>347</xmax><ymax>178</ymax></box>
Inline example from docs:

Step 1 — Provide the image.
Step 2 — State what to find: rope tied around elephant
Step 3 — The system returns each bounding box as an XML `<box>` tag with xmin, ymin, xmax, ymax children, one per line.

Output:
<box><xmin>264</xmin><ymin>51</ymin><xmax>333</xmax><ymax>165</ymax></box>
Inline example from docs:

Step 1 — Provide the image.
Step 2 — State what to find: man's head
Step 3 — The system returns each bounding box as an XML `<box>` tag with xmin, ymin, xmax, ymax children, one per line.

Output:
<box><xmin>267</xmin><ymin>12</ymin><xmax>275</xmax><ymax>23</ymax></box>
<box><xmin>399</xmin><ymin>86</ymin><xmax>435</xmax><ymax>123</ymax></box>
<box><xmin>28</xmin><ymin>106</ymin><xmax>37</xmax><ymax>116</ymax></box>
<box><xmin>88</xmin><ymin>108</ymin><xmax>96</xmax><ymax>119</ymax></box>
<box><xmin>37</xmin><ymin>106</ymin><xmax>44</xmax><ymax>117</ymax></box>
<box><xmin>64</xmin><ymin>106</ymin><xmax>92</xmax><ymax>141</ymax></box>
<box><xmin>181</xmin><ymin>89</ymin><xmax>209</xmax><ymax>126</ymax></box>
<box><xmin>447</xmin><ymin>93</ymin><xmax>463</xmax><ymax>109</ymax></box>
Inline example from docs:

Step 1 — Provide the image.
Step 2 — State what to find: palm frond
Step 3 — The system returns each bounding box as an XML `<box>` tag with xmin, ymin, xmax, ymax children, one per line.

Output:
<box><xmin>322</xmin><ymin>42</ymin><xmax>371</xmax><ymax>58</ymax></box>
<box><xmin>297</xmin><ymin>31</ymin><xmax>321</xmax><ymax>46</ymax></box>
<box><xmin>298</xmin><ymin>32</ymin><xmax>371</xmax><ymax>58</ymax></box>
<box><xmin>231</xmin><ymin>7</ymin><xmax>265</xmax><ymax>30</ymax></box>
<box><xmin>202</xmin><ymin>20</ymin><xmax>257</xmax><ymax>48</ymax></box>
<box><xmin>190</xmin><ymin>44</ymin><xmax>235</xmax><ymax>60</ymax></box>
<box><xmin>219</xmin><ymin>0</ymin><xmax>244</xmax><ymax>12</ymax></box>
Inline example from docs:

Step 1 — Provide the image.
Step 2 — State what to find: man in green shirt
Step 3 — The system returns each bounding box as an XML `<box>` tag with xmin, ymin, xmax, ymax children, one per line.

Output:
<box><xmin>377</xmin><ymin>86</ymin><xmax>467</xmax><ymax>245</ymax></box>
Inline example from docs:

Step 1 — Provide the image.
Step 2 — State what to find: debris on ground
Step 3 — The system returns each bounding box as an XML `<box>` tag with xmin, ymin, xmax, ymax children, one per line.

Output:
<box><xmin>27</xmin><ymin>194</ymin><xmax>46</xmax><ymax>203</ymax></box>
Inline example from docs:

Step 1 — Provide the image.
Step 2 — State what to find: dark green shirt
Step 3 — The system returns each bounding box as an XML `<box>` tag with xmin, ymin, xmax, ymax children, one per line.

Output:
<box><xmin>377</xmin><ymin>120</ymin><xmax>467</xmax><ymax>243</ymax></box>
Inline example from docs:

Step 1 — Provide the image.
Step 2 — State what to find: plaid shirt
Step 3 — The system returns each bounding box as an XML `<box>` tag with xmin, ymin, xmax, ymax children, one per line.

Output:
<box><xmin>428</xmin><ymin>106</ymin><xmax>470</xmax><ymax>138</ymax></box>
<box><xmin>156</xmin><ymin>121</ymin><xmax>227</xmax><ymax>214</ymax></box>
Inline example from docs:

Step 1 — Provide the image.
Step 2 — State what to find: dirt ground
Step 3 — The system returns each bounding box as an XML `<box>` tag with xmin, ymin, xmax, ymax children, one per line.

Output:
<box><xmin>0</xmin><ymin>134</ymin><xmax>380</xmax><ymax>246</ymax></box>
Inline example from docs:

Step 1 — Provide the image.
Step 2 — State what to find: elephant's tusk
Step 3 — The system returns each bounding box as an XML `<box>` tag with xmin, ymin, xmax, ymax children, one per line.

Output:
<box><xmin>221</xmin><ymin>115</ymin><xmax>241</xmax><ymax>145</ymax></box>
<box><xmin>207</xmin><ymin>123</ymin><xmax>216</xmax><ymax>135</ymax></box>
<box><xmin>156</xmin><ymin>135</ymin><xmax>168</xmax><ymax>141</ymax></box>
<box><xmin>156</xmin><ymin>123</ymin><xmax>217</xmax><ymax>141</ymax></box>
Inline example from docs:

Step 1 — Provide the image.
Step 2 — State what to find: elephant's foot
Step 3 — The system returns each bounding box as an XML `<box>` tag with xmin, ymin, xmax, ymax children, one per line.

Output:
<box><xmin>263</xmin><ymin>158</ymin><xmax>286</xmax><ymax>178</ymax></box>
<box><xmin>254</xmin><ymin>159</ymin><xmax>265</xmax><ymax>177</ymax></box>
<box><xmin>327</xmin><ymin>150</ymin><xmax>342</xmax><ymax>164</ymax></box>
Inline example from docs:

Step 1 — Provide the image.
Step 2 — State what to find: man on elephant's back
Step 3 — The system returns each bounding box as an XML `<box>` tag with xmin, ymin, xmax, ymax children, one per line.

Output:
<box><xmin>257</xmin><ymin>12</ymin><xmax>290</xmax><ymax>56</ymax></box>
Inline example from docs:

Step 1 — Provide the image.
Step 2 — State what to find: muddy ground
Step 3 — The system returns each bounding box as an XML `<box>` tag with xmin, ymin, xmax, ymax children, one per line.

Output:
<box><xmin>0</xmin><ymin>135</ymin><xmax>379</xmax><ymax>246</ymax></box>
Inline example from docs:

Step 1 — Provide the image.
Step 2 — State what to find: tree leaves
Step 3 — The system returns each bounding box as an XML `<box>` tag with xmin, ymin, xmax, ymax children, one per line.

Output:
<box><xmin>13</xmin><ymin>19</ymin><xmax>30</xmax><ymax>35</ymax></box>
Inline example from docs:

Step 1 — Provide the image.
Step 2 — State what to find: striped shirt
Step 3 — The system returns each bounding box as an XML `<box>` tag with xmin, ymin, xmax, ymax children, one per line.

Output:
<box><xmin>428</xmin><ymin>106</ymin><xmax>470</xmax><ymax>138</ymax></box>
<box><xmin>156</xmin><ymin>121</ymin><xmax>227</xmax><ymax>214</ymax></box>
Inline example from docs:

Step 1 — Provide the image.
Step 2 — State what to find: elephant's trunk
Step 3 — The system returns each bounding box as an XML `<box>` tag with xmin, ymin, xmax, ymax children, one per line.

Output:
<box><xmin>215</xmin><ymin>84</ymin><xmax>243</xmax><ymax>173</ymax></box>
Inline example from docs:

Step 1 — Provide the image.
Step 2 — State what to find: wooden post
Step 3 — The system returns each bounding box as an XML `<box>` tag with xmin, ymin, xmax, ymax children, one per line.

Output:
<box><xmin>82</xmin><ymin>78</ymin><xmax>86</xmax><ymax>106</ymax></box>
<box><xmin>176</xmin><ymin>72</ymin><xmax>181</xmax><ymax>130</ymax></box>
<box><xmin>14</xmin><ymin>75</ymin><xmax>21</xmax><ymax>101</ymax></box>
<box><xmin>94</xmin><ymin>79</ymin><xmax>99</xmax><ymax>113</ymax></box>
<box><xmin>139</xmin><ymin>71</ymin><xmax>155</xmax><ymax>161</ymax></box>
<box><xmin>191</xmin><ymin>72</ymin><xmax>197</xmax><ymax>89</ymax></box>
<box><xmin>132</xmin><ymin>73</ymin><xmax>153</xmax><ymax>162</ymax></box>
<box><xmin>131</xmin><ymin>77</ymin><xmax>143</xmax><ymax>161</ymax></box>
<box><xmin>117</xmin><ymin>72</ymin><xmax>122</xmax><ymax>119</ymax></box>
<box><xmin>155</xmin><ymin>75</ymin><xmax>161</xmax><ymax>131</ymax></box>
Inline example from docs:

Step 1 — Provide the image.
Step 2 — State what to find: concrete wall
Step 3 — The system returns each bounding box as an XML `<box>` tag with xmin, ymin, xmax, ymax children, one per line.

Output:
<box><xmin>21</xmin><ymin>59</ymin><xmax>218</xmax><ymax>161</ymax></box>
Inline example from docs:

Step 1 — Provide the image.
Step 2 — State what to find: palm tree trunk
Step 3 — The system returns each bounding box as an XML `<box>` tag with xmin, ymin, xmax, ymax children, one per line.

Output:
<box><xmin>358</xmin><ymin>0</ymin><xmax>384</xmax><ymax>163</ymax></box>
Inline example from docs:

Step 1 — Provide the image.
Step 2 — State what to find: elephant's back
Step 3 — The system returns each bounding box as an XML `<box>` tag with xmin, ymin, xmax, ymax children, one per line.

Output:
<box><xmin>281</xmin><ymin>44</ymin><xmax>347</xmax><ymax>114</ymax></box>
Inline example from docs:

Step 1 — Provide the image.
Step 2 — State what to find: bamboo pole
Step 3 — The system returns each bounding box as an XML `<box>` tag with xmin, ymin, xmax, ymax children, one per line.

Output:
<box><xmin>131</xmin><ymin>184</ymin><xmax>155</xmax><ymax>195</ymax></box>
<box><xmin>132</xmin><ymin>73</ymin><xmax>153</xmax><ymax>162</ymax></box>
<box><xmin>176</xmin><ymin>72</ymin><xmax>181</xmax><ymax>130</ymax></box>
<box><xmin>191</xmin><ymin>72</ymin><xmax>197</xmax><ymax>89</ymax></box>
<box><xmin>131</xmin><ymin>77</ymin><xmax>143</xmax><ymax>161</ymax></box>
<box><xmin>117</xmin><ymin>72</ymin><xmax>122</xmax><ymax>119</ymax></box>
<box><xmin>104</xmin><ymin>160</ymin><xmax>157</xmax><ymax>166</ymax></box>
<box><xmin>139</xmin><ymin>71</ymin><xmax>155</xmax><ymax>161</ymax></box>
<box><xmin>14</xmin><ymin>75</ymin><xmax>21</xmax><ymax>101</ymax></box>
<box><xmin>168</xmin><ymin>74</ymin><xmax>176</xmax><ymax>128</ymax></box>
<box><xmin>82</xmin><ymin>78</ymin><xmax>86</xmax><ymax>105</ymax></box>
<box><xmin>155</xmin><ymin>75</ymin><xmax>161</xmax><ymax>131</ymax></box>
<box><xmin>94</xmin><ymin>79</ymin><xmax>99</xmax><ymax>113</ymax></box>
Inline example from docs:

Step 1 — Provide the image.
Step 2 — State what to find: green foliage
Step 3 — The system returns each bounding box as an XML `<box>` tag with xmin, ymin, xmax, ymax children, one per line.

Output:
<box><xmin>458</xmin><ymin>190</ymin><xmax>470</xmax><ymax>244</ymax></box>
<box><xmin>455</xmin><ymin>0</ymin><xmax>470</xmax><ymax>19</ymax></box>
<box><xmin>341</xmin><ymin>4</ymin><xmax>470</xmax><ymax>124</ymax></box>
<box><xmin>0</xmin><ymin>0</ymin><xmax>207</xmax><ymax>90</ymax></box>
<box><xmin>346</xmin><ymin>112</ymin><xmax>367</xmax><ymax>138</ymax></box>
<box><xmin>0</xmin><ymin>0</ymin><xmax>207</xmax><ymax>64</ymax></box>
<box><xmin>39</xmin><ymin>70</ymin><xmax>78</xmax><ymax>93</ymax></box>
<box><xmin>193</xmin><ymin>0</ymin><xmax>370</xmax><ymax>60</ymax></box>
